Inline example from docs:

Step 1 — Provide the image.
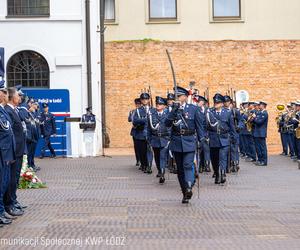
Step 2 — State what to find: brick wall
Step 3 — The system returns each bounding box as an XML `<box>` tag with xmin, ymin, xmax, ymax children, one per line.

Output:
<box><xmin>105</xmin><ymin>40</ymin><xmax>300</xmax><ymax>154</ymax></box>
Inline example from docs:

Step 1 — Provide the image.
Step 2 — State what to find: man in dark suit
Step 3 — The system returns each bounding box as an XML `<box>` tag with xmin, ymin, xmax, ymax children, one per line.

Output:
<box><xmin>4</xmin><ymin>87</ymin><xmax>26</xmax><ymax>216</ymax></box>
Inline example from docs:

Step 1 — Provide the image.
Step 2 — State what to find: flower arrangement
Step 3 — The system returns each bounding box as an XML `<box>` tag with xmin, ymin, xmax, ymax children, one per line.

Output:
<box><xmin>18</xmin><ymin>155</ymin><xmax>47</xmax><ymax>189</ymax></box>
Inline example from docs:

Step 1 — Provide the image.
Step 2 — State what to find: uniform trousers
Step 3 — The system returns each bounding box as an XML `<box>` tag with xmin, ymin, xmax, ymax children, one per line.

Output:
<box><xmin>210</xmin><ymin>146</ymin><xmax>229</xmax><ymax>173</ymax></box>
<box><xmin>41</xmin><ymin>135</ymin><xmax>55</xmax><ymax>157</ymax></box>
<box><xmin>0</xmin><ymin>160</ymin><xmax>10</xmax><ymax>214</ymax></box>
<box><xmin>132</xmin><ymin>138</ymin><xmax>140</xmax><ymax>164</ymax></box>
<box><xmin>173</xmin><ymin>151</ymin><xmax>195</xmax><ymax>194</ymax></box>
<box><xmin>135</xmin><ymin>139</ymin><xmax>148</xmax><ymax>168</ymax></box>
<box><xmin>153</xmin><ymin>146</ymin><xmax>168</xmax><ymax>173</ymax></box>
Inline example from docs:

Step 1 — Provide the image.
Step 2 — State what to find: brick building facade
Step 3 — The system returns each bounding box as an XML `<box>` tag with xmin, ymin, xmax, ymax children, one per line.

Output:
<box><xmin>105</xmin><ymin>40</ymin><xmax>300</xmax><ymax>154</ymax></box>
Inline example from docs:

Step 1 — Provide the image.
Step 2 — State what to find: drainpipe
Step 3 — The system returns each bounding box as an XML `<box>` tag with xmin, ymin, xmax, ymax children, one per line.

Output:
<box><xmin>100</xmin><ymin>0</ymin><xmax>107</xmax><ymax>150</ymax></box>
<box><xmin>85</xmin><ymin>0</ymin><xmax>92</xmax><ymax>108</ymax></box>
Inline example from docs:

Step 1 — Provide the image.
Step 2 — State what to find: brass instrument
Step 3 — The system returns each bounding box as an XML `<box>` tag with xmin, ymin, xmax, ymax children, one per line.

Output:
<box><xmin>245</xmin><ymin>110</ymin><xmax>255</xmax><ymax>132</ymax></box>
<box><xmin>275</xmin><ymin>104</ymin><xmax>285</xmax><ymax>128</ymax></box>
<box><xmin>294</xmin><ymin>112</ymin><xmax>300</xmax><ymax>139</ymax></box>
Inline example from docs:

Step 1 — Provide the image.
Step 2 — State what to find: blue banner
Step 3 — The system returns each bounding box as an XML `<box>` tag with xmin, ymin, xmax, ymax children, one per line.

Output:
<box><xmin>23</xmin><ymin>89</ymin><xmax>71</xmax><ymax>157</ymax></box>
<box><xmin>0</xmin><ymin>47</ymin><xmax>4</xmax><ymax>77</ymax></box>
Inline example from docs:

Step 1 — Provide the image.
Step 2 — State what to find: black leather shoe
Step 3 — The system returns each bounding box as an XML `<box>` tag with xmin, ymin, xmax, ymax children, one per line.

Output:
<box><xmin>4</xmin><ymin>212</ymin><xmax>17</xmax><ymax>220</ymax></box>
<box><xmin>245</xmin><ymin>158</ymin><xmax>256</xmax><ymax>162</ymax></box>
<box><xmin>212</xmin><ymin>173</ymin><xmax>216</xmax><ymax>178</ymax></box>
<box><xmin>257</xmin><ymin>162</ymin><xmax>267</xmax><ymax>166</ymax></box>
<box><xmin>185</xmin><ymin>188</ymin><xmax>193</xmax><ymax>200</ymax></box>
<box><xmin>135</xmin><ymin>162</ymin><xmax>140</xmax><ymax>167</ymax></box>
<box><xmin>159</xmin><ymin>176</ymin><xmax>165</xmax><ymax>184</ymax></box>
<box><xmin>15</xmin><ymin>201</ymin><xmax>27</xmax><ymax>209</ymax></box>
<box><xmin>182</xmin><ymin>197</ymin><xmax>189</xmax><ymax>204</ymax></box>
<box><xmin>146</xmin><ymin>166</ymin><xmax>152</xmax><ymax>174</ymax></box>
<box><xmin>220</xmin><ymin>170</ymin><xmax>226</xmax><ymax>184</ymax></box>
<box><xmin>50</xmin><ymin>154</ymin><xmax>57</xmax><ymax>159</ymax></box>
<box><xmin>39</xmin><ymin>155</ymin><xmax>44</xmax><ymax>159</ymax></box>
<box><xmin>0</xmin><ymin>215</ymin><xmax>12</xmax><ymax>224</ymax></box>
<box><xmin>215</xmin><ymin>173</ymin><xmax>220</xmax><ymax>184</ymax></box>
<box><xmin>6</xmin><ymin>207</ymin><xmax>24</xmax><ymax>216</ymax></box>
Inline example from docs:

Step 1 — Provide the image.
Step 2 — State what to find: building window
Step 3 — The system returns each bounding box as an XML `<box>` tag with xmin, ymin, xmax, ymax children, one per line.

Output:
<box><xmin>7</xmin><ymin>0</ymin><xmax>50</xmax><ymax>17</ymax></box>
<box><xmin>105</xmin><ymin>0</ymin><xmax>115</xmax><ymax>22</ymax></box>
<box><xmin>7</xmin><ymin>51</ymin><xmax>50</xmax><ymax>88</ymax></box>
<box><xmin>213</xmin><ymin>0</ymin><xmax>241</xmax><ymax>20</ymax></box>
<box><xmin>149</xmin><ymin>0</ymin><xmax>177</xmax><ymax>21</ymax></box>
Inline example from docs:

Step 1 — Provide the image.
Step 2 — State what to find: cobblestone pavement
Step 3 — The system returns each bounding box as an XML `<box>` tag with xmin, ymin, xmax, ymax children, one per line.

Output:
<box><xmin>0</xmin><ymin>155</ymin><xmax>299</xmax><ymax>250</ymax></box>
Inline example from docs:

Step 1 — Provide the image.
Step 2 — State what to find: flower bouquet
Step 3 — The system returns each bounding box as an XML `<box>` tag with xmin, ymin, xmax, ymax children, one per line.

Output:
<box><xmin>18</xmin><ymin>155</ymin><xmax>47</xmax><ymax>189</ymax></box>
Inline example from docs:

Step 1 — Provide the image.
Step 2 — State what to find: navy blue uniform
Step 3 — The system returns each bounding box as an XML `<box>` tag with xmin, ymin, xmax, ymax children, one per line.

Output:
<box><xmin>0</xmin><ymin>105</ymin><xmax>15</xmax><ymax>215</ymax></box>
<box><xmin>165</xmin><ymin>103</ymin><xmax>205</xmax><ymax>194</ymax></box>
<box><xmin>278</xmin><ymin>113</ymin><xmax>289</xmax><ymax>155</ymax></box>
<box><xmin>40</xmin><ymin>112</ymin><xmax>57</xmax><ymax>157</ymax></box>
<box><xmin>4</xmin><ymin>104</ymin><xmax>26</xmax><ymax>209</ymax></box>
<box><xmin>148</xmin><ymin>108</ymin><xmax>170</xmax><ymax>177</ymax></box>
<box><xmin>206</xmin><ymin>107</ymin><xmax>237</xmax><ymax>181</ymax></box>
<box><xmin>128</xmin><ymin>110</ymin><xmax>140</xmax><ymax>165</ymax></box>
<box><xmin>253</xmin><ymin>110</ymin><xmax>268</xmax><ymax>165</ymax></box>
<box><xmin>132</xmin><ymin>105</ymin><xmax>154</xmax><ymax>172</ymax></box>
<box><xmin>197</xmin><ymin>106</ymin><xmax>210</xmax><ymax>172</ymax></box>
<box><xmin>26</xmin><ymin>111</ymin><xmax>39</xmax><ymax>169</ymax></box>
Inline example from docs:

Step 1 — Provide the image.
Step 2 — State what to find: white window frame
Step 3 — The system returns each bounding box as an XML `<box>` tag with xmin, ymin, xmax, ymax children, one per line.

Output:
<box><xmin>209</xmin><ymin>0</ymin><xmax>245</xmax><ymax>23</ymax></box>
<box><xmin>145</xmin><ymin>0</ymin><xmax>181</xmax><ymax>24</ymax></box>
<box><xmin>104</xmin><ymin>0</ymin><xmax>119</xmax><ymax>25</ymax></box>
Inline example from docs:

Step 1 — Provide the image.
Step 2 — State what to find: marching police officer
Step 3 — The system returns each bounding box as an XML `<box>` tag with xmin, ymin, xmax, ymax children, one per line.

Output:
<box><xmin>223</xmin><ymin>95</ymin><xmax>245</xmax><ymax>172</ymax></box>
<box><xmin>194</xmin><ymin>95</ymin><xmax>211</xmax><ymax>173</ymax></box>
<box><xmin>147</xmin><ymin>96</ymin><xmax>170</xmax><ymax>184</ymax></box>
<box><xmin>165</xmin><ymin>86</ymin><xmax>205</xmax><ymax>204</ymax></box>
<box><xmin>206</xmin><ymin>94</ymin><xmax>237</xmax><ymax>184</ymax></box>
<box><xmin>294</xmin><ymin>101</ymin><xmax>300</xmax><ymax>163</ymax></box>
<box><xmin>128</xmin><ymin>98</ymin><xmax>141</xmax><ymax>167</ymax></box>
<box><xmin>133</xmin><ymin>93</ymin><xmax>154</xmax><ymax>174</ymax></box>
<box><xmin>252</xmin><ymin>101</ymin><xmax>269</xmax><ymax>166</ymax></box>
<box><xmin>166</xmin><ymin>93</ymin><xmax>176</xmax><ymax>174</ymax></box>
<box><xmin>40</xmin><ymin>103</ymin><xmax>57</xmax><ymax>158</ymax></box>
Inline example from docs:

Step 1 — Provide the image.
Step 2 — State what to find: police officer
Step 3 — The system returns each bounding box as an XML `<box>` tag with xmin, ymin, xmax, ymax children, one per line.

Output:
<box><xmin>82</xmin><ymin>107</ymin><xmax>96</xmax><ymax>124</ymax></box>
<box><xmin>239</xmin><ymin>102</ymin><xmax>248</xmax><ymax>158</ymax></box>
<box><xmin>0</xmin><ymin>87</ymin><xmax>16</xmax><ymax>224</ymax></box>
<box><xmin>40</xmin><ymin>103</ymin><xmax>57</xmax><ymax>158</ymax></box>
<box><xmin>26</xmin><ymin>99</ymin><xmax>40</xmax><ymax>171</ymax></box>
<box><xmin>206</xmin><ymin>94</ymin><xmax>237</xmax><ymax>184</ymax></box>
<box><xmin>223</xmin><ymin>96</ymin><xmax>245</xmax><ymax>172</ymax></box>
<box><xmin>194</xmin><ymin>95</ymin><xmax>211</xmax><ymax>173</ymax></box>
<box><xmin>4</xmin><ymin>87</ymin><xmax>26</xmax><ymax>216</ymax></box>
<box><xmin>294</xmin><ymin>101</ymin><xmax>300</xmax><ymax>164</ymax></box>
<box><xmin>128</xmin><ymin>98</ymin><xmax>141</xmax><ymax>167</ymax></box>
<box><xmin>133</xmin><ymin>93</ymin><xmax>154</xmax><ymax>174</ymax></box>
<box><xmin>166</xmin><ymin>93</ymin><xmax>176</xmax><ymax>174</ymax></box>
<box><xmin>165</xmin><ymin>86</ymin><xmax>205</xmax><ymax>204</ymax></box>
<box><xmin>148</xmin><ymin>96</ymin><xmax>170</xmax><ymax>184</ymax></box>
<box><xmin>252</xmin><ymin>101</ymin><xmax>268</xmax><ymax>166</ymax></box>
<box><xmin>278</xmin><ymin>105</ymin><xmax>289</xmax><ymax>156</ymax></box>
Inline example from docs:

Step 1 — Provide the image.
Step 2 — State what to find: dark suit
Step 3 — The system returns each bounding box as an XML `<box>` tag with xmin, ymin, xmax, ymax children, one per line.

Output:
<box><xmin>4</xmin><ymin>104</ymin><xmax>26</xmax><ymax>208</ymax></box>
<box><xmin>40</xmin><ymin>112</ymin><xmax>57</xmax><ymax>157</ymax></box>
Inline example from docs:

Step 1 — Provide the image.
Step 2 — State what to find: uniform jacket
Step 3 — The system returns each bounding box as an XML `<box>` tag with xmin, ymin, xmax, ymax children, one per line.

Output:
<box><xmin>253</xmin><ymin>110</ymin><xmax>268</xmax><ymax>138</ymax></box>
<box><xmin>128</xmin><ymin>110</ymin><xmax>136</xmax><ymax>138</ymax></box>
<box><xmin>40</xmin><ymin>112</ymin><xmax>57</xmax><ymax>136</ymax></box>
<box><xmin>207</xmin><ymin>107</ymin><xmax>237</xmax><ymax>148</ymax></box>
<box><xmin>132</xmin><ymin>105</ymin><xmax>154</xmax><ymax>140</ymax></box>
<box><xmin>26</xmin><ymin>112</ymin><xmax>39</xmax><ymax>143</ymax></box>
<box><xmin>165</xmin><ymin>103</ymin><xmax>205</xmax><ymax>153</ymax></box>
<box><xmin>5</xmin><ymin>104</ymin><xmax>26</xmax><ymax>157</ymax></box>
<box><xmin>0</xmin><ymin>105</ymin><xmax>16</xmax><ymax>162</ymax></box>
<box><xmin>147</xmin><ymin>108</ymin><xmax>170</xmax><ymax>148</ymax></box>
